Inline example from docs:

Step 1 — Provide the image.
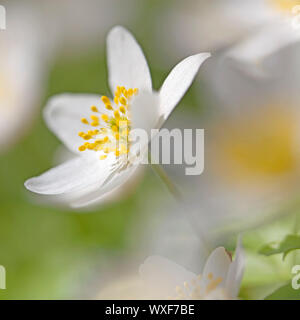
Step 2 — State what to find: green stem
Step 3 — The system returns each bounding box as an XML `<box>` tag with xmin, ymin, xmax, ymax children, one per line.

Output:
<box><xmin>148</xmin><ymin>153</ymin><xmax>212</xmax><ymax>255</ymax></box>
<box><xmin>148</xmin><ymin>154</ymin><xmax>182</xmax><ymax>201</ymax></box>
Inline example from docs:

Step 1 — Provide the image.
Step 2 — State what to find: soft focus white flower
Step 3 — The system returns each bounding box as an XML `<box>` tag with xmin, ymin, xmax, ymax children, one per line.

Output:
<box><xmin>191</xmin><ymin>44</ymin><xmax>300</xmax><ymax>242</ymax></box>
<box><xmin>224</xmin><ymin>0</ymin><xmax>300</xmax><ymax>76</ymax></box>
<box><xmin>98</xmin><ymin>238</ymin><xmax>245</xmax><ymax>300</ymax></box>
<box><xmin>24</xmin><ymin>26</ymin><xmax>210</xmax><ymax>208</ymax></box>
<box><xmin>0</xmin><ymin>4</ymin><xmax>48</xmax><ymax>151</ymax></box>
<box><xmin>164</xmin><ymin>0</ymin><xmax>300</xmax><ymax>76</ymax></box>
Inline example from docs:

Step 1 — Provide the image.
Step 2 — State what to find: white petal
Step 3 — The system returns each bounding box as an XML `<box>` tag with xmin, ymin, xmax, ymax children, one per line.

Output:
<box><xmin>201</xmin><ymin>247</ymin><xmax>232</xmax><ymax>289</ymax></box>
<box><xmin>107</xmin><ymin>26</ymin><xmax>152</xmax><ymax>94</ymax></box>
<box><xmin>131</xmin><ymin>91</ymin><xmax>161</xmax><ymax>133</ymax></box>
<box><xmin>225</xmin><ymin>22</ymin><xmax>300</xmax><ymax>77</ymax></box>
<box><xmin>44</xmin><ymin>93</ymin><xmax>103</xmax><ymax>154</ymax></box>
<box><xmin>24</xmin><ymin>154</ymin><xmax>116</xmax><ymax>195</ymax></box>
<box><xmin>159</xmin><ymin>53</ymin><xmax>210</xmax><ymax>122</ymax></box>
<box><xmin>139</xmin><ymin>255</ymin><xmax>196</xmax><ymax>299</ymax></box>
<box><xmin>97</xmin><ymin>275</ymin><xmax>145</xmax><ymax>300</ymax></box>
<box><xmin>225</xmin><ymin>236</ymin><xmax>245</xmax><ymax>298</ymax></box>
<box><xmin>69</xmin><ymin>163</ymin><xmax>140</xmax><ymax>208</ymax></box>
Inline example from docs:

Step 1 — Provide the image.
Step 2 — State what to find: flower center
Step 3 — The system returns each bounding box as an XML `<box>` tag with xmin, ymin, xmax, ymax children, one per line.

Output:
<box><xmin>169</xmin><ymin>272</ymin><xmax>223</xmax><ymax>300</ymax></box>
<box><xmin>78</xmin><ymin>86</ymin><xmax>138</xmax><ymax>160</ymax></box>
<box><xmin>211</xmin><ymin>105</ymin><xmax>299</xmax><ymax>185</ymax></box>
<box><xmin>269</xmin><ymin>0</ymin><xmax>300</xmax><ymax>12</ymax></box>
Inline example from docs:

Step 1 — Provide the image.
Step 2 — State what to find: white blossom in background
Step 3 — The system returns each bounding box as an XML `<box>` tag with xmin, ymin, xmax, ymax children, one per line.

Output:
<box><xmin>24</xmin><ymin>26</ymin><xmax>210</xmax><ymax>208</ymax></box>
<box><xmin>0</xmin><ymin>4</ymin><xmax>49</xmax><ymax>151</ymax></box>
<box><xmin>190</xmin><ymin>43</ymin><xmax>300</xmax><ymax>243</ymax></box>
<box><xmin>163</xmin><ymin>0</ymin><xmax>300</xmax><ymax>76</ymax></box>
<box><xmin>97</xmin><ymin>238</ymin><xmax>245</xmax><ymax>300</ymax></box>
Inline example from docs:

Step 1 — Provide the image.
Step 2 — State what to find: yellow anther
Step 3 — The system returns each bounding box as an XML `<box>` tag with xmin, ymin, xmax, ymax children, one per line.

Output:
<box><xmin>100</xmin><ymin>155</ymin><xmax>107</xmax><ymax>160</ymax></box>
<box><xmin>78</xmin><ymin>145</ymin><xmax>86</xmax><ymax>152</ymax></box>
<box><xmin>87</xmin><ymin>143</ymin><xmax>95</xmax><ymax>150</ymax></box>
<box><xmin>101</xmin><ymin>114</ymin><xmax>109</xmax><ymax>122</ymax></box>
<box><xmin>133</xmin><ymin>88</ymin><xmax>138</xmax><ymax>95</ymax></box>
<box><xmin>114</xmin><ymin>110</ymin><xmax>120</xmax><ymax>118</ymax></box>
<box><xmin>111</xmin><ymin>125</ymin><xmax>118</xmax><ymax>132</ymax></box>
<box><xmin>207</xmin><ymin>273</ymin><xmax>213</xmax><ymax>280</ymax></box>
<box><xmin>81</xmin><ymin>118</ymin><xmax>89</xmax><ymax>125</ymax></box>
<box><xmin>83</xmin><ymin>134</ymin><xmax>92</xmax><ymax>140</ymax></box>
<box><xmin>90</xmin><ymin>115</ymin><xmax>99</xmax><ymax>121</ymax></box>
<box><xmin>91</xmin><ymin>105</ymin><xmax>98</xmax><ymax>112</ymax></box>
<box><xmin>101</xmin><ymin>96</ymin><xmax>110</xmax><ymax>104</ymax></box>
<box><xmin>119</xmin><ymin>106</ymin><xmax>126</xmax><ymax>114</ymax></box>
<box><xmin>77</xmin><ymin>86</ymin><xmax>137</xmax><ymax>158</ymax></box>
<box><xmin>106</xmin><ymin>104</ymin><xmax>113</xmax><ymax>110</ymax></box>
<box><xmin>114</xmin><ymin>97</ymin><xmax>119</xmax><ymax>105</ymax></box>
<box><xmin>120</xmin><ymin>97</ymin><xmax>127</xmax><ymax>105</ymax></box>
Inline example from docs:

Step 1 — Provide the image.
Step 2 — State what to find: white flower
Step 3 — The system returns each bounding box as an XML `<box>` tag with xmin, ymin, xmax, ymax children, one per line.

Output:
<box><xmin>164</xmin><ymin>0</ymin><xmax>300</xmax><ymax>76</ymax></box>
<box><xmin>24</xmin><ymin>26</ymin><xmax>210</xmax><ymax>208</ymax></box>
<box><xmin>98</xmin><ymin>238</ymin><xmax>245</xmax><ymax>300</ymax></box>
<box><xmin>0</xmin><ymin>4</ymin><xmax>48</xmax><ymax>151</ymax></box>
<box><xmin>191</xmin><ymin>43</ymin><xmax>300</xmax><ymax>241</ymax></box>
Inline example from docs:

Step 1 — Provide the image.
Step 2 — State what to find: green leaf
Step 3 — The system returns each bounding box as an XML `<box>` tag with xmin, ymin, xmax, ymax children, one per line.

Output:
<box><xmin>265</xmin><ymin>283</ymin><xmax>300</xmax><ymax>300</ymax></box>
<box><xmin>259</xmin><ymin>234</ymin><xmax>300</xmax><ymax>260</ymax></box>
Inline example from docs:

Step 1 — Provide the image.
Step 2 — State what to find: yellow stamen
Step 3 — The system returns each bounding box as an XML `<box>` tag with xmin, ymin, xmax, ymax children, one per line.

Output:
<box><xmin>81</xmin><ymin>118</ymin><xmax>89</xmax><ymax>125</ymax></box>
<box><xmin>101</xmin><ymin>114</ymin><xmax>109</xmax><ymax>122</ymax></box>
<box><xmin>111</xmin><ymin>125</ymin><xmax>118</xmax><ymax>132</ymax></box>
<box><xmin>83</xmin><ymin>134</ymin><xmax>92</xmax><ymax>140</ymax></box>
<box><xmin>120</xmin><ymin>97</ymin><xmax>127</xmax><ymax>105</ymax></box>
<box><xmin>114</xmin><ymin>110</ymin><xmax>120</xmax><ymax>118</ymax></box>
<box><xmin>78</xmin><ymin>86</ymin><xmax>139</xmax><ymax>160</ymax></box>
<box><xmin>91</xmin><ymin>105</ymin><xmax>98</xmax><ymax>112</ymax></box>
<box><xmin>101</xmin><ymin>96</ymin><xmax>110</xmax><ymax>104</ymax></box>
<box><xmin>90</xmin><ymin>115</ymin><xmax>99</xmax><ymax>121</ymax></box>
<box><xmin>106</xmin><ymin>104</ymin><xmax>113</xmax><ymax>110</ymax></box>
<box><xmin>78</xmin><ymin>145</ymin><xmax>86</xmax><ymax>152</ymax></box>
<box><xmin>119</xmin><ymin>106</ymin><xmax>126</xmax><ymax>114</ymax></box>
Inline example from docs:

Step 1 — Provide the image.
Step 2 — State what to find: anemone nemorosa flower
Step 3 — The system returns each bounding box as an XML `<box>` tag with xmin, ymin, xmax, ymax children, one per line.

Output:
<box><xmin>25</xmin><ymin>26</ymin><xmax>210</xmax><ymax>208</ymax></box>
<box><xmin>97</xmin><ymin>238</ymin><xmax>245</xmax><ymax>300</ymax></box>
